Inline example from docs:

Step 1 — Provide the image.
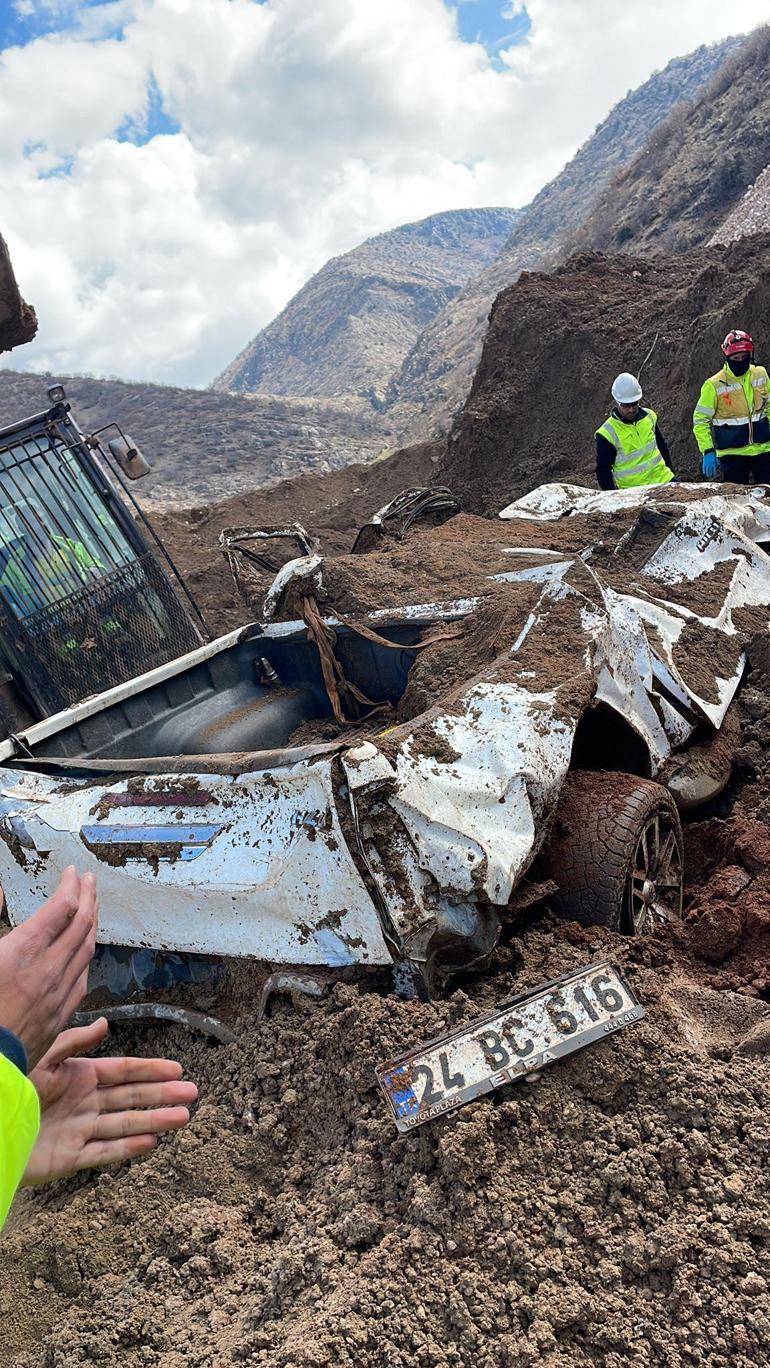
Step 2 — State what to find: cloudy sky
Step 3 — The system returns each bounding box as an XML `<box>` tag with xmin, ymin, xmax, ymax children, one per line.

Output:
<box><xmin>0</xmin><ymin>0</ymin><xmax>765</xmax><ymax>390</ymax></box>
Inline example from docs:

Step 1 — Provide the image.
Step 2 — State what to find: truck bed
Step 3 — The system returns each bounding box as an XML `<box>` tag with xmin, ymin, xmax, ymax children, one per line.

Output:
<box><xmin>11</xmin><ymin>616</ymin><xmax>424</xmax><ymax>765</ymax></box>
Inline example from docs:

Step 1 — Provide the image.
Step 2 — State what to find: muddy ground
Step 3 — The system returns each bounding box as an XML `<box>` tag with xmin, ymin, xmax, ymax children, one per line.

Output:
<box><xmin>5</xmin><ymin>912</ymin><xmax>770</xmax><ymax>1368</ymax></box>
<box><xmin>6</xmin><ymin>503</ymin><xmax>770</xmax><ymax>1365</ymax></box>
<box><xmin>152</xmin><ymin>441</ymin><xmax>444</xmax><ymax>636</ymax></box>
<box><xmin>10</xmin><ymin>392</ymin><xmax>770</xmax><ymax>1368</ymax></box>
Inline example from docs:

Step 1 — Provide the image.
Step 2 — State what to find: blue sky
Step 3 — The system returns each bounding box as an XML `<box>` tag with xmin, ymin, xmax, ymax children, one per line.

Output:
<box><xmin>0</xmin><ymin>1</ymin><xmax>531</xmax><ymax>145</ymax></box>
<box><xmin>0</xmin><ymin>0</ymin><xmax>110</xmax><ymax>47</ymax></box>
<box><xmin>1</xmin><ymin>0</ymin><xmax>532</xmax><ymax>70</ymax></box>
<box><xmin>450</xmin><ymin>0</ymin><xmax>531</xmax><ymax>64</ymax></box>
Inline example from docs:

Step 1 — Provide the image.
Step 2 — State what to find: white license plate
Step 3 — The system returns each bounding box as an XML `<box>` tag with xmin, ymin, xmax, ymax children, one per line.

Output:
<box><xmin>377</xmin><ymin>961</ymin><xmax>644</xmax><ymax>1132</ymax></box>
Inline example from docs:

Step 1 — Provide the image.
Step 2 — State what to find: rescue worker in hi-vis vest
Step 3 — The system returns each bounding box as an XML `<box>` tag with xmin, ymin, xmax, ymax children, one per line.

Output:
<box><xmin>693</xmin><ymin>329</ymin><xmax>770</xmax><ymax>483</ymax></box>
<box><xmin>595</xmin><ymin>372</ymin><xmax>675</xmax><ymax>490</ymax></box>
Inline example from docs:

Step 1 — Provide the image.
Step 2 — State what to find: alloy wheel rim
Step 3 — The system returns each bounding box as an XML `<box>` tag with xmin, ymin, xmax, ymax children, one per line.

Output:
<box><xmin>626</xmin><ymin>812</ymin><xmax>683</xmax><ymax>934</ymax></box>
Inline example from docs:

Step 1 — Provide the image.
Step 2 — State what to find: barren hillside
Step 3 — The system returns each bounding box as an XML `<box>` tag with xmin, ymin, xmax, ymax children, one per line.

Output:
<box><xmin>381</xmin><ymin>36</ymin><xmax>744</xmax><ymax>442</ymax></box>
<box><xmin>572</xmin><ymin>26</ymin><xmax>770</xmax><ymax>258</ymax></box>
<box><xmin>0</xmin><ymin>369</ymin><xmax>389</xmax><ymax>508</ymax></box>
<box><xmin>213</xmin><ymin>207</ymin><xmax>519</xmax><ymax>404</ymax></box>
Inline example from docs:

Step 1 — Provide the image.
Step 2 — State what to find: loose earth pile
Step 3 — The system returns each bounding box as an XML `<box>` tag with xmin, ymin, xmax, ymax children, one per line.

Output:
<box><xmin>7</xmin><ymin>491</ymin><xmax>770</xmax><ymax>1365</ymax></box>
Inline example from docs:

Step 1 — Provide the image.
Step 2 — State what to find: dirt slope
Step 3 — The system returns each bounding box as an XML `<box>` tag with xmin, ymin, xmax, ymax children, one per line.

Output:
<box><xmin>154</xmin><ymin>440</ymin><xmax>444</xmax><ymax>633</ymax></box>
<box><xmin>440</xmin><ymin>233</ymin><xmax>770</xmax><ymax>515</ymax></box>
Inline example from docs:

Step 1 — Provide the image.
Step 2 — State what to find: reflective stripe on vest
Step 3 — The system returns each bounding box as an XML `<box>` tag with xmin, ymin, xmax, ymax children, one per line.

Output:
<box><xmin>595</xmin><ymin>409</ymin><xmax>672</xmax><ymax>488</ymax></box>
<box><xmin>708</xmin><ymin>365</ymin><xmax>770</xmax><ymax>451</ymax></box>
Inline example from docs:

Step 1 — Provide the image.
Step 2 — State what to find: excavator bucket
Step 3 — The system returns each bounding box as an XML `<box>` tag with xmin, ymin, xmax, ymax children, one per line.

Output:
<box><xmin>0</xmin><ymin>233</ymin><xmax>37</xmax><ymax>354</ymax></box>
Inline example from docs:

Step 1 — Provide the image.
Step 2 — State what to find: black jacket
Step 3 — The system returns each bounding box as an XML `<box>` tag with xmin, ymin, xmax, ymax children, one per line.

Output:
<box><xmin>595</xmin><ymin>408</ymin><xmax>673</xmax><ymax>491</ymax></box>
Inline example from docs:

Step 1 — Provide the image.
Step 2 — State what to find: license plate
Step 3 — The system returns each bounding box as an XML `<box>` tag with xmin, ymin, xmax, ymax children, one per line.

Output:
<box><xmin>377</xmin><ymin>961</ymin><xmax>644</xmax><ymax>1132</ymax></box>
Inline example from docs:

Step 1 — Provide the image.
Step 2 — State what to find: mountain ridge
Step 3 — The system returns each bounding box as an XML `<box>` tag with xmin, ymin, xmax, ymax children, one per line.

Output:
<box><xmin>213</xmin><ymin>206</ymin><xmax>520</xmax><ymax>403</ymax></box>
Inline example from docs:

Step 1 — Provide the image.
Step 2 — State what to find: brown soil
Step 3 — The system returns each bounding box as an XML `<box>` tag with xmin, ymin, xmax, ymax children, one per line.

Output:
<box><xmin>6</xmin><ymin>921</ymin><xmax>770</xmax><ymax>1368</ymax></box>
<box><xmin>154</xmin><ymin>441</ymin><xmax>444</xmax><ymax>634</ymax></box>
<box><xmin>440</xmin><ymin>233</ymin><xmax>770</xmax><ymax>516</ymax></box>
<box><xmin>8</xmin><ymin>496</ymin><xmax>770</xmax><ymax>1366</ymax></box>
<box><xmin>681</xmin><ymin>635</ymin><xmax>770</xmax><ymax>985</ymax></box>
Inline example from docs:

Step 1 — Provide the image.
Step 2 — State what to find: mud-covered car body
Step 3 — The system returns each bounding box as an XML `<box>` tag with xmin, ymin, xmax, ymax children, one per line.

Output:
<box><xmin>2</xmin><ymin>481</ymin><xmax>770</xmax><ymax>981</ymax></box>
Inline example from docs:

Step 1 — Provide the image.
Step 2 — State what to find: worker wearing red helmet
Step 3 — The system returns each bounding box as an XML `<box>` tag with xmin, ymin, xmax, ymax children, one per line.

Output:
<box><xmin>693</xmin><ymin>330</ymin><xmax>770</xmax><ymax>482</ymax></box>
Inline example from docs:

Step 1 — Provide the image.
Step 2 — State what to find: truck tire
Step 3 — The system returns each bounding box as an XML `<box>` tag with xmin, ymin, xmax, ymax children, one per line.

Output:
<box><xmin>544</xmin><ymin>770</ymin><xmax>684</xmax><ymax>933</ymax></box>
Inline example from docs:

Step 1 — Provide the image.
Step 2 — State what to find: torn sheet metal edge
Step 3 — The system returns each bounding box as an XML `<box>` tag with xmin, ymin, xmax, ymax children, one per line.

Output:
<box><xmin>497</xmin><ymin>482</ymin><xmax>770</xmax><ymax>525</ymax></box>
<box><xmin>262</xmin><ymin>553</ymin><xmax>323</xmax><ymax>620</ymax></box>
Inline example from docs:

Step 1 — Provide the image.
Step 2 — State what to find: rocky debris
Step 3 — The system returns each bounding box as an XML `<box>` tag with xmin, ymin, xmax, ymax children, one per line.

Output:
<box><xmin>438</xmin><ymin>233</ymin><xmax>770</xmax><ymax>515</ymax></box>
<box><xmin>213</xmin><ymin>208</ymin><xmax>519</xmax><ymax>404</ymax></box>
<box><xmin>711</xmin><ymin>163</ymin><xmax>770</xmax><ymax>245</ymax></box>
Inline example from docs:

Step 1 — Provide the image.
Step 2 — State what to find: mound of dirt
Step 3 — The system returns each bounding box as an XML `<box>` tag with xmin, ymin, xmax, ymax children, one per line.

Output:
<box><xmin>439</xmin><ymin>233</ymin><xmax>770</xmax><ymax>516</ymax></box>
<box><xmin>681</xmin><ymin>633</ymin><xmax>770</xmax><ymax>986</ymax></box>
<box><xmin>153</xmin><ymin>441</ymin><xmax>444</xmax><ymax>635</ymax></box>
<box><xmin>5</xmin><ymin>919</ymin><xmax>770</xmax><ymax>1368</ymax></box>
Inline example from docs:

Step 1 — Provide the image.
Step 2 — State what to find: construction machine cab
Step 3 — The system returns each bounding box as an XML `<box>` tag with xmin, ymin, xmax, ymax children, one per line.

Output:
<box><xmin>0</xmin><ymin>387</ymin><xmax>207</xmax><ymax>733</ymax></box>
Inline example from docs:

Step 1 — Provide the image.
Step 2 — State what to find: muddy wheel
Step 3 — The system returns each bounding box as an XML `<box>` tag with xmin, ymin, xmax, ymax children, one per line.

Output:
<box><xmin>545</xmin><ymin>770</ymin><xmax>684</xmax><ymax>933</ymax></box>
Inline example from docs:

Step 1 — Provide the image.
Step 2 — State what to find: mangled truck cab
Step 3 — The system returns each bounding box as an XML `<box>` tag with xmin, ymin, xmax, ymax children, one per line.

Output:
<box><xmin>1</xmin><ymin>395</ymin><xmax>770</xmax><ymax>996</ymax></box>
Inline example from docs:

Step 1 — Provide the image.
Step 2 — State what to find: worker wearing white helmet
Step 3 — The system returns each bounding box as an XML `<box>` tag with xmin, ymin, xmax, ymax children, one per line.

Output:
<box><xmin>595</xmin><ymin>373</ymin><xmax>674</xmax><ymax>490</ymax></box>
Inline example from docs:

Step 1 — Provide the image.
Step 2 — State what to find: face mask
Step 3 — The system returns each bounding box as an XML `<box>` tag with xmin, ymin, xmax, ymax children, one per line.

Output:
<box><xmin>729</xmin><ymin>354</ymin><xmax>751</xmax><ymax>376</ymax></box>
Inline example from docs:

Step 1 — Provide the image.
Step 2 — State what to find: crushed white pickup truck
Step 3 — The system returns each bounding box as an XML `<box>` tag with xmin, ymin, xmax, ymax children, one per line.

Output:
<box><xmin>1</xmin><ymin>394</ymin><xmax>769</xmax><ymax>997</ymax></box>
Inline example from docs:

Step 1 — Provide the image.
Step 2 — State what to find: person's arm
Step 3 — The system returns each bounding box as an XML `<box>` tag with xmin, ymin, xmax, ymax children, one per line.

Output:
<box><xmin>595</xmin><ymin>431</ymin><xmax>617</xmax><ymax>491</ymax></box>
<box><xmin>654</xmin><ymin>423</ymin><xmax>674</xmax><ymax>473</ymax></box>
<box><xmin>0</xmin><ymin>1051</ymin><xmax>40</xmax><ymax>1229</ymax></box>
<box><xmin>693</xmin><ymin>379</ymin><xmax>717</xmax><ymax>455</ymax></box>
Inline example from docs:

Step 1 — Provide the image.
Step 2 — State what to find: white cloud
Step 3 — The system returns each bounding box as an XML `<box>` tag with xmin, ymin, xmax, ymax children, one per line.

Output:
<box><xmin>0</xmin><ymin>0</ymin><xmax>767</xmax><ymax>389</ymax></box>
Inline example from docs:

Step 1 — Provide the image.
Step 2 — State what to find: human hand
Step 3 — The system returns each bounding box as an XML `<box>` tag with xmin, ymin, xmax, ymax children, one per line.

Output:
<box><xmin>702</xmin><ymin>450</ymin><xmax>718</xmax><ymax>479</ymax></box>
<box><xmin>0</xmin><ymin>868</ymin><xmax>98</xmax><ymax>1067</ymax></box>
<box><xmin>24</xmin><ymin>1017</ymin><xmax>197</xmax><ymax>1185</ymax></box>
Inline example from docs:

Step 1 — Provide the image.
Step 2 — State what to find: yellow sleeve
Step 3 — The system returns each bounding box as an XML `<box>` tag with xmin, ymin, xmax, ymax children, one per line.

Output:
<box><xmin>0</xmin><ymin>1053</ymin><xmax>40</xmax><ymax>1231</ymax></box>
<box><xmin>693</xmin><ymin>378</ymin><xmax>717</xmax><ymax>455</ymax></box>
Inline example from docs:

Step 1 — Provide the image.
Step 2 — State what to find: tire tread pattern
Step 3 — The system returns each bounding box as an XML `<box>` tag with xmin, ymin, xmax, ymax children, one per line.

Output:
<box><xmin>544</xmin><ymin>769</ymin><xmax>684</xmax><ymax>931</ymax></box>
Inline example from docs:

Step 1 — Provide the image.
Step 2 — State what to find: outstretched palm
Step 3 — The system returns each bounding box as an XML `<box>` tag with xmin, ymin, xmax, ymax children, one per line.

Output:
<box><xmin>25</xmin><ymin>1018</ymin><xmax>198</xmax><ymax>1185</ymax></box>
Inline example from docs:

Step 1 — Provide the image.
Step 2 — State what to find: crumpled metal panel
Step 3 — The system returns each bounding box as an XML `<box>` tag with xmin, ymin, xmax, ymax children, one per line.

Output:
<box><xmin>0</xmin><ymin>763</ymin><xmax>392</xmax><ymax>966</ymax></box>
<box><xmin>498</xmin><ymin>482</ymin><xmax>770</xmax><ymax>533</ymax></box>
<box><xmin>342</xmin><ymin>484</ymin><xmax>770</xmax><ymax>966</ymax></box>
<box><xmin>5</xmin><ymin>482</ymin><xmax>770</xmax><ymax>975</ymax></box>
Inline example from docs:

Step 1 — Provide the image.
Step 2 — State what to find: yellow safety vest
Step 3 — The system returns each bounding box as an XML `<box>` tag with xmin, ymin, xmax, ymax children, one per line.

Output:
<box><xmin>0</xmin><ymin>1053</ymin><xmax>40</xmax><ymax>1230</ymax></box>
<box><xmin>595</xmin><ymin>408</ymin><xmax>673</xmax><ymax>489</ymax></box>
<box><xmin>693</xmin><ymin>364</ymin><xmax>770</xmax><ymax>458</ymax></box>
